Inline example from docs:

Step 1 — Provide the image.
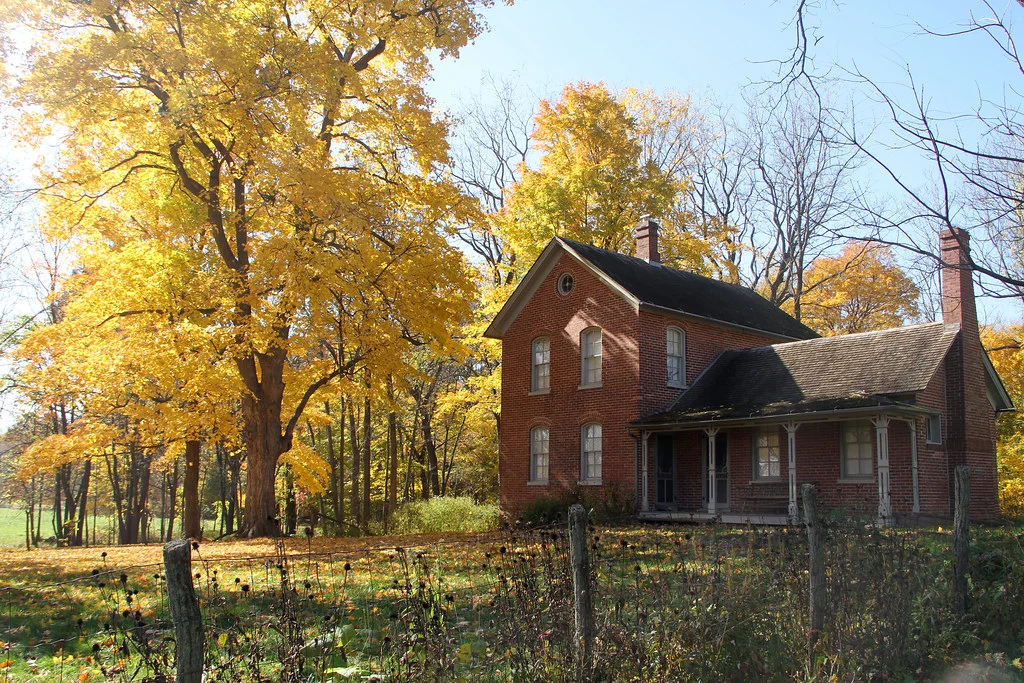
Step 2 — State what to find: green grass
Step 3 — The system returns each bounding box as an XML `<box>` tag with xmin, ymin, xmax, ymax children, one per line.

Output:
<box><xmin>0</xmin><ymin>508</ymin><xmax>29</xmax><ymax>546</ymax></box>
<box><xmin>0</xmin><ymin>522</ymin><xmax>1018</xmax><ymax>681</ymax></box>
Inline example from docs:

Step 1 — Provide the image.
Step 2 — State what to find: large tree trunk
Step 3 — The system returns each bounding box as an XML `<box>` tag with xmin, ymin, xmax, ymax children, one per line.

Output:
<box><xmin>239</xmin><ymin>362</ymin><xmax>289</xmax><ymax>537</ymax></box>
<box><xmin>183</xmin><ymin>440</ymin><xmax>202</xmax><ymax>539</ymax></box>
<box><xmin>237</xmin><ymin>346</ymin><xmax>294</xmax><ymax>538</ymax></box>
<box><xmin>242</xmin><ymin>442</ymin><xmax>281</xmax><ymax>537</ymax></box>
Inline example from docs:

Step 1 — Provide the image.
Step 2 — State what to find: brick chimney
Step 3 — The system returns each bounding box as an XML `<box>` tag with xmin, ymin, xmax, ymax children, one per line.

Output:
<box><xmin>939</xmin><ymin>226</ymin><xmax>1000</xmax><ymax>519</ymax></box>
<box><xmin>634</xmin><ymin>216</ymin><xmax>661</xmax><ymax>264</ymax></box>
<box><xmin>940</xmin><ymin>227</ymin><xmax>978</xmax><ymax>333</ymax></box>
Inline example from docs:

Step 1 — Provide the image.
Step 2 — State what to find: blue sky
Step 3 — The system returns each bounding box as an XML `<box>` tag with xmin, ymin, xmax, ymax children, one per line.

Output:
<box><xmin>429</xmin><ymin>1</ymin><xmax>1012</xmax><ymax>115</ymax></box>
<box><xmin>427</xmin><ymin>0</ymin><xmax>1024</xmax><ymax>325</ymax></box>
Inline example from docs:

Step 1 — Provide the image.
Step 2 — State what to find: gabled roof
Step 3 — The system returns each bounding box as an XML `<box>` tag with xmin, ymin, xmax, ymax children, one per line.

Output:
<box><xmin>634</xmin><ymin>322</ymin><xmax>965</xmax><ymax>427</ymax></box>
<box><xmin>483</xmin><ymin>237</ymin><xmax>818</xmax><ymax>341</ymax></box>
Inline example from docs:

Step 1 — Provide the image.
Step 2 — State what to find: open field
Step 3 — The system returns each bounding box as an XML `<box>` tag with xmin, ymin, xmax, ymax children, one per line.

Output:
<box><xmin>0</xmin><ymin>508</ymin><xmax>184</xmax><ymax>549</ymax></box>
<box><xmin>0</xmin><ymin>521</ymin><xmax>1018</xmax><ymax>681</ymax></box>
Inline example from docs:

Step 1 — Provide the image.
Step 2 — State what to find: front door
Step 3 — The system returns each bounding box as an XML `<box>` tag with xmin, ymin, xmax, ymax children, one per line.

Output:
<box><xmin>702</xmin><ymin>432</ymin><xmax>729</xmax><ymax>509</ymax></box>
<box><xmin>655</xmin><ymin>435</ymin><xmax>674</xmax><ymax>509</ymax></box>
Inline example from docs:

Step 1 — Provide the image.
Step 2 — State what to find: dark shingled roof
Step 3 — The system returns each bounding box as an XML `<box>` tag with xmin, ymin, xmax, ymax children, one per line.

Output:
<box><xmin>561</xmin><ymin>238</ymin><xmax>817</xmax><ymax>340</ymax></box>
<box><xmin>635</xmin><ymin>322</ymin><xmax>960</xmax><ymax>426</ymax></box>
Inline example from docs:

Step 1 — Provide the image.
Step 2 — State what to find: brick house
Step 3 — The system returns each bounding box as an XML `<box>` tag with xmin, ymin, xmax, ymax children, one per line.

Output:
<box><xmin>484</xmin><ymin>220</ymin><xmax>1013</xmax><ymax>523</ymax></box>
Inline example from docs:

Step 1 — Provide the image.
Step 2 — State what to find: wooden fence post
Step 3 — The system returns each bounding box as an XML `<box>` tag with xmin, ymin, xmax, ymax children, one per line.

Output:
<box><xmin>801</xmin><ymin>483</ymin><xmax>825</xmax><ymax>675</ymax></box>
<box><xmin>953</xmin><ymin>465</ymin><xmax>971</xmax><ymax>616</ymax></box>
<box><xmin>568</xmin><ymin>504</ymin><xmax>593</xmax><ymax>681</ymax></box>
<box><xmin>163</xmin><ymin>539</ymin><xmax>204</xmax><ymax>683</ymax></box>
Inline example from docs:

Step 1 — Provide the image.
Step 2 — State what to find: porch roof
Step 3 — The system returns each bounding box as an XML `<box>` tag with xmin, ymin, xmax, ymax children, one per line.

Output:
<box><xmin>633</xmin><ymin>322</ymin><xmax>958</xmax><ymax>430</ymax></box>
<box><xmin>632</xmin><ymin>396</ymin><xmax>933</xmax><ymax>430</ymax></box>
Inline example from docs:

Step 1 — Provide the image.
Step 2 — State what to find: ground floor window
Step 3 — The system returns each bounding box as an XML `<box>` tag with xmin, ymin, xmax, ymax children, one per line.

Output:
<box><xmin>841</xmin><ymin>422</ymin><xmax>873</xmax><ymax>479</ymax></box>
<box><xmin>530</xmin><ymin>426</ymin><xmax>549</xmax><ymax>483</ymax></box>
<box><xmin>581</xmin><ymin>423</ymin><xmax>602</xmax><ymax>483</ymax></box>
<box><xmin>753</xmin><ymin>428</ymin><xmax>781</xmax><ymax>480</ymax></box>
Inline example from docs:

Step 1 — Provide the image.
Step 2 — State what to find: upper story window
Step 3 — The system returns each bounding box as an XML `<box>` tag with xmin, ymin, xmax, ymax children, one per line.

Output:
<box><xmin>530</xmin><ymin>426</ymin><xmax>549</xmax><ymax>483</ymax></box>
<box><xmin>666</xmin><ymin>326</ymin><xmax>686</xmax><ymax>388</ymax></box>
<box><xmin>753</xmin><ymin>427</ymin><xmax>781</xmax><ymax>480</ymax></box>
<box><xmin>580</xmin><ymin>327</ymin><xmax>602</xmax><ymax>387</ymax></box>
<box><xmin>581</xmin><ymin>423</ymin><xmax>602</xmax><ymax>483</ymax></box>
<box><xmin>926</xmin><ymin>414</ymin><xmax>942</xmax><ymax>444</ymax></box>
<box><xmin>557</xmin><ymin>273</ymin><xmax>575</xmax><ymax>295</ymax></box>
<box><xmin>841</xmin><ymin>422</ymin><xmax>874</xmax><ymax>479</ymax></box>
<box><xmin>531</xmin><ymin>337</ymin><xmax>550</xmax><ymax>393</ymax></box>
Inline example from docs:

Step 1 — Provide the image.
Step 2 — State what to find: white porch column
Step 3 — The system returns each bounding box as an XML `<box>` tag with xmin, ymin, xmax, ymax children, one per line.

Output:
<box><xmin>907</xmin><ymin>419</ymin><xmax>920</xmax><ymax>514</ymax></box>
<box><xmin>705</xmin><ymin>427</ymin><xmax>719</xmax><ymax>514</ymax></box>
<box><xmin>871</xmin><ymin>415</ymin><xmax>892</xmax><ymax>522</ymax></box>
<box><xmin>783</xmin><ymin>421</ymin><xmax>800</xmax><ymax>522</ymax></box>
<box><xmin>641</xmin><ymin>431</ymin><xmax>650</xmax><ymax>513</ymax></box>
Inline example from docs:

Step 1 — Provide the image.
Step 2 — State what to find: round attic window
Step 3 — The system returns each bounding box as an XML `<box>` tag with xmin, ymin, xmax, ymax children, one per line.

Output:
<box><xmin>557</xmin><ymin>273</ymin><xmax>574</xmax><ymax>295</ymax></box>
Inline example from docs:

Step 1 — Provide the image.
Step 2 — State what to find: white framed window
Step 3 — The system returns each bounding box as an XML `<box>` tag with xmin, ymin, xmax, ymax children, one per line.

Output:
<box><xmin>926</xmin><ymin>414</ymin><xmax>942</xmax><ymax>444</ymax></box>
<box><xmin>666</xmin><ymin>326</ymin><xmax>685</xmax><ymax>388</ymax></box>
<box><xmin>531</xmin><ymin>337</ymin><xmax>550</xmax><ymax>393</ymax></box>
<box><xmin>580</xmin><ymin>328</ymin><xmax>602</xmax><ymax>387</ymax></box>
<box><xmin>753</xmin><ymin>428</ymin><xmax>781</xmax><ymax>480</ymax></box>
<box><xmin>841</xmin><ymin>422</ymin><xmax>873</xmax><ymax>479</ymax></box>
<box><xmin>530</xmin><ymin>426</ymin><xmax>549</xmax><ymax>483</ymax></box>
<box><xmin>581</xmin><ymin>423</ymin><xmax>602</xmax><ymax>483</ymax></box>
<box><xmin>557</xmin><ymin>273</ymin><xmax>575</xmax><ymax>295</ymax></box>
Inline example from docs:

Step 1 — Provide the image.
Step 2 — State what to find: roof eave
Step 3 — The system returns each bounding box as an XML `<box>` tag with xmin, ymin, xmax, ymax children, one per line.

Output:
<box><xmin>981</xmin><ymin>349</ymin><xmax>1015</xmax><ymax>412</ymax></box>
<box><xmin>482</xmin><ymin>239</ymin><xmax>566</xmax><ymax>340</ymax></box>
<box><xmin>638</xmin><ymin>302</ymin><xmax>813</xmax><ymax>343</ymax></box>
<box><xmin>631</xmin><ymin>403</ymin><xmax>937</xmax><ymax>432</ymax></box>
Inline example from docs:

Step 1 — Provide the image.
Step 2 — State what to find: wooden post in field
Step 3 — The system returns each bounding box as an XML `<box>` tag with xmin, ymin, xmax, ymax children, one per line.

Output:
<box><xmin>801</xmin><ymin>484</ymin><xmax>825</xmax><ymax>675</ymax></box>
<box><xmin>568</xmin><ymin>504</ymin><xmax>593</xmax><ymax>680</ymax></box>
<box><xmin>953</xmin><ymin>465</ymin><xmax>971</xmax><ymax>616</ymax></box>
<box><xmin>163</xmin><ymin>539</ymin><xmax>204</xmax><ymax>683</ymax></box>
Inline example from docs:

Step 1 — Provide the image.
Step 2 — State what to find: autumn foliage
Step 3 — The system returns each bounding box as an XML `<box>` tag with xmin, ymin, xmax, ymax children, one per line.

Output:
<box><xmin>794</xmin><ymin>241</ymin><xmax>920</xmax><ymax>336</ymax></box>
<box><xmin>2</xmin><ymin>0</ymin><xmax>491</xmax><ymax>536</ymax></box>
<box><xmin>983</xmin><ymin>326</ymin><xmax>1024</xmax><ymax>516</ymax></box>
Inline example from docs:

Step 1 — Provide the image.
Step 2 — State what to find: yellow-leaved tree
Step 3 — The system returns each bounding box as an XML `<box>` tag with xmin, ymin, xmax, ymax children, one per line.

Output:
<box><xmin>497</xmin><ymin>82</ymin><xmax>718</xmax><ymax>273</ymax></box>
<box><xmin>797</xmin><ymin>242</ymin><xmax>920</xmax><ymax>336</ymax></box>
<box><xmin>15</xmin><ymin>221</ymin><xmax>241</xmax><ymax>542</ymax></box>
<box><xmin>982</xmin><ymin>326</ymin><xmax>1024</xmax><ymax>516</ymax></box>
<box><xmin>2</xmin><ymin>0</ymin><xmax>487</xmax><ymax>536</ymax></box>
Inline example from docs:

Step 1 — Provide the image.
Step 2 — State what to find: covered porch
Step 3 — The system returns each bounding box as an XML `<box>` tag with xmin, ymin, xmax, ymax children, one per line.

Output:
<box><xmin>633</xmin><ymin>404</ymin><xmax>935</xmax><ymax>526</ymax></box>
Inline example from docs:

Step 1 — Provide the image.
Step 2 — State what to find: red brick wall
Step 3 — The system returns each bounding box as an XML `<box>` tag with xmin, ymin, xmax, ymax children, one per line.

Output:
<box><xmin>499</xmin><ymin>253</ymin><xmax>641</xmax><ymax>514</ymax></box>
<box><xmin>917</xmin><ymin>366</ymin><xmax>951</xmax><ymax>516</ymax></box>
<box><xmin>637</xmin><ymin>312</ymin><xmax>782</xmax><ymax>417</ymax></box>
<box><xmin>943</xmin><ymin>336</ymin><xmax>1000</xmax><ymax>519</ymax></box>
